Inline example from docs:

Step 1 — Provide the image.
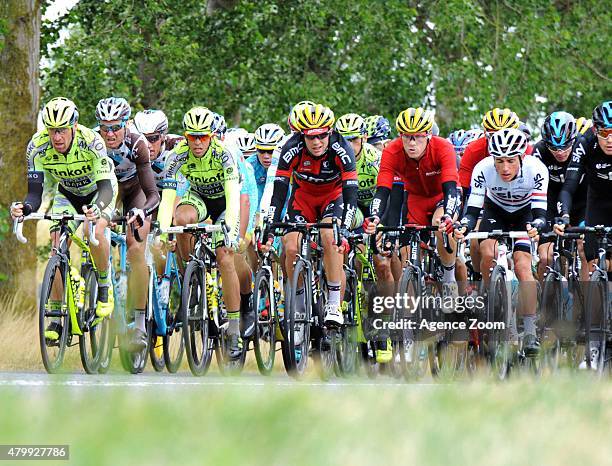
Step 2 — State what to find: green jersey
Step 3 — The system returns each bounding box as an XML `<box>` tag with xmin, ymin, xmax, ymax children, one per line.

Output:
<box><xmin>158</xmin><ymin>138</ymin><xmax>241</xmax><ymax>242</ymax></box>
<box><xmin>26</xmin><ymin>125</ymin><xmax>115</xmax><ymax>197</ymax></box>
<box><xmin>355</xmin><ymin>142</ymin><xmax>381</xmax><ymax>209</ymax></box>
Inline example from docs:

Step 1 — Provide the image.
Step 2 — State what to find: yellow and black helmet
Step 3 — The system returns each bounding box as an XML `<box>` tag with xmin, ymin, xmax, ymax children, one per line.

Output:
<box><xmin>395</xmin><ymin>107</ymin><xmax>435</xmax><ymax>134</ymax></box>
<box><xmin>42</xmin><ymin>97</ymin><xmax>79</xmax><ymax>128</ymax></box>
<box><xmin>182</xmin><ymin>106</ymin><xmax>215</xmax><ymax>135</ymax></box>
<box><xmin>482</xmin><ymin>108</ymin><xmax>519</xmax><ymax>131</ymax></box>
<box><xmin>335</xmin><ymin>113</ymin><xmax>366</xmax><ymax>139</ymax></box>
<box><xmin>292</xmin><ymin>104</ymin><xmax>335</xmax><ymax>134</ymax></box>
<box><xmin>288</xmin><ymin>100</ymin><xmax>316</xmax><ymax>131</ymax></box>
<box><xmin>575</xmin><ymin>117</ymin><xmax>593</xmax><ymax>135</ymax></box>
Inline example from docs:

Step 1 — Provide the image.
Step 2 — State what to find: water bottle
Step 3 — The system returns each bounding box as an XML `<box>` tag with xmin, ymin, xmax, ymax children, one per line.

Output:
<box><xmin>159</xmin><ymin>275</ymin><xmax>171</xmax><ymax>308</ymax></box>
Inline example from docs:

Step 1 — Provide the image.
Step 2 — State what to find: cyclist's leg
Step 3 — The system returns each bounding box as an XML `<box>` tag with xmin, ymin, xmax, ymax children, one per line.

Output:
<box><xmin>537</xmin><ymin>223</ymin><xmax>555</xmax><ymax>280</ymax></box>
<box><xmin>120</xmin><ymin>180</ymin><xmax>151</xmax><ymax>316</ymax></box>
<box><xmin>320</xmin><ymin>195</ymin><xmax>346</xmax><ymax>324</ymax></box>
<box><xmin>174</xmin><ymin>191</ymin><xmax>205</xmax><ymax>268</ymax></box>
<box><xmin>431</xmin><ymin>203</ymin><xmax>458</xmax><ymax>282</ymax></box>
<box><xmin>208</xmin><ymin>202</ymin><xmax>242</xmax><ymax>350</ymax></box>
<box><xmin>477</xmin><ymin>201</ymin><xmax>509</xmax><ymax>285</ymax></box>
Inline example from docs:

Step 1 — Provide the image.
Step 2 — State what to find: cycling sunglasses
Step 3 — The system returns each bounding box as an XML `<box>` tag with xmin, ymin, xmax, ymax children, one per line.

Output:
<box><xmin>144</xmin><ymin>133</ymin><xmax>162</xmax><ymax>143</ymax></box>
<box><xmin>546</xmin><ymin>140</ymin><xmax>574</xmax><ymax>152</ymax></box>
<box><xmin>596</xmin><ymin>127</ymin><xmax>612</xmax><ymax>138</ymax></box>
<box><xmin>304</xmin><ymin>132</ymin><xmax>331</xmax><ymax>141</ymax></box>
<box><xmin>400</xmin><ymin>132</ymin><xmax>428</xmax><ymax>141</ymax></box>
<box><xmin>185</xmin><ymin>133</ymin><xmax>211</xmax><ymax>142</ymax></box>
<box><xmin>99</xmin><ymin>121</ymin><xmax>127</xmax><ymax>133</ymax></box>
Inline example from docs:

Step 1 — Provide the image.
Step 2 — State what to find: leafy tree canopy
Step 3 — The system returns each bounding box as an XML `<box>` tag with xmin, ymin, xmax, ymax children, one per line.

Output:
<box><xmin>41</xmin><ymin>0</ymin><xmax>611</xmax><ymax>135</ymax></box>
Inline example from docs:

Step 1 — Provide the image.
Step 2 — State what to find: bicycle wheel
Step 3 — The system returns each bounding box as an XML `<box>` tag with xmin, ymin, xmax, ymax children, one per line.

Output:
<box><xmin>286</xmin><ymin>260</ymin><xmax>312</xmax><ymax>378</ymax></box>
<box><xmin>539</xmin><ymin>273</ymin><xmax>562</xmax><ymax>373</ymax></box>
<box><xmin>119</xmin><ymin>316</ymin><xmax>151</xmax><ymax>374</ymax></box>
<box><xmin>334</xmin><ymin>269</ymin><xmax>358</xmax><ymax>376</ymax></box>
<box><xmin>280</xmin><ymin>280</ymin><xmax>293</xmax><ymax>373</ymax></box>
<box><xmin>314</xmin><ymin>275</ymin><xmax>335</xmax><ymax>381</ymax></box>
<box><xmin>487</xmin><ymin>265</ymin><xmax>511</xmax><ymax>380</ymax></box>
<box><xmin>79</xmin><ymin>266</ymin><xmax>103</xmax><ymax>374</ymax></box>
<box><xmin>429</xmin><ymin>336</ymin><xmax>467</xmax><ymax>381</ymax></box>
<box><xmin>163</xmin><ymin>272</ymin><xmax>184</xmax><ymax>373</ymax></box>
<box><xmin>253</xmin><ymin>268</ymin><xmax>276</xmax><ymax>375</ymax></box>
<box><xmin>396</xmin><ymin>267</ymin><xmax>428</xmax><ymax>381</ymax></box>
<box><xmin>149</xmin><ymin>333</ymin><xmax>165</xmax><ymax>372</ymax></box>
<box><xmin>39</xmin><ymin>255</ymin><xmax>70</xmax><ymax>374</ymax></box>
<box><xmin>97</xmin><ymin>315</ymin><xmax>115</xmax><ymax>374</ymax></box>
<box><xmin>181</xmin><ymin>261</ymin><xmax>213</xmax><ymax>376</ymax></box>
<box><xmin>584</xmin><ymin>270</ymin><xmax>609</xmax><ymax>375</ymax></box>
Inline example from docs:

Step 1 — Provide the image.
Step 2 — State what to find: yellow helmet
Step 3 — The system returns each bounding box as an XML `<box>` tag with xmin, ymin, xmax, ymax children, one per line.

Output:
<box><xmin>575</xmin><ymin>117</ymin><xmax>593</xmax><ymax>135</ymax></box>
<box><xmin>288</xmin><ymin>100</ymin><xmax>316</xmax><ymax>131</ymax></box>
<box><xmin>42</xmin><ymin>97</ymin><xmax>79</xmax><ymax>128</ymax></box>
<box><xmin>293</xmin><ymin>104</ymin><xmax>335</xmax><ymax>135</ymax></box>
<box><xmin>395</xmin><ymin>107</ymin><xmax>435</xmax><ymax>134</ymax></box>
<box><xmin>335</xmin><ymin>113</ymin><xmax>366</xmax><ymax>140</ymax></box>
<box><xmin>482</xmin><ymin>108</ymin><xmax>519</xmax><ymax>131</ymax></box>
<box><xmin>182</xmin><ymin>106</ymin><xmax>215</xmax><ymax>135</ymax></box>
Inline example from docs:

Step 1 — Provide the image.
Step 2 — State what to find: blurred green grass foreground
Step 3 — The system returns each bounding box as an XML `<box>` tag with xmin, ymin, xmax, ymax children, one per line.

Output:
<box><xmin>2</xmin><ymin>374</ymin><xmax>612</xmax><ymax>466</ymax></box>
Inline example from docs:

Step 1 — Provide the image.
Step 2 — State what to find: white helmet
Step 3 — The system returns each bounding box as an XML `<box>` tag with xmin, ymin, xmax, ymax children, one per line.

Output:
<box><xmin>255</xmin><ymin>123</ymin><xmax>285</xmax><ymax>150</ymax></box>
<box><xmin>134</xmin><ymin>109</ymin><xmax>168</xmax><ymax>134</ymax></box>
<box><xmin>96</xmin><ymin>97</ymin><xmax>131</xmax><ymax>121</ymax></box>
<box><xmin>236</xmin><ymin>132</ymin><xmax>256</xmax><ymax>153</ymax></box>
<box><xmin>487</xmin><ymin>128</ymin><xmax>528</xmax><ymax>158</ymax></box>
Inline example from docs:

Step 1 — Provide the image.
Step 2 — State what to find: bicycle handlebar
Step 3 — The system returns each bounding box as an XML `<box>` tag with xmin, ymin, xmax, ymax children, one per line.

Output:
<box><xmin>466</xmin><ymin>231</ymin><xmax>532</xmax><ymax>240</ymax></box>
<box><xmin>12</xmin><ymin>213</ymin><xmax>97</xmax><ymax>245</ymax></box>
<box><xmin>566</xmin><ymin>225</ymin><xmax>612</xmax><ymax>235</ymax></box>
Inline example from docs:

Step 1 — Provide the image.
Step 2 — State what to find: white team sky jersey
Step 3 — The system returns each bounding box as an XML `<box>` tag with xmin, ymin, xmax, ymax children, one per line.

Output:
<box><xmin>467</xmin><ymin>155</ymin><xmax>549</xmax><ymax>212</ymax></box>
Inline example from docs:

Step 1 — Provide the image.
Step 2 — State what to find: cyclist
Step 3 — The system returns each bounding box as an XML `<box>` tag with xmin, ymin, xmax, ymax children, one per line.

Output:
<box><xmin>133</xmin><ymin>109</ymin><xmax>186</xmax><ymax>201</ymax></box>
<box><xmin>96</xmin><ymin>97</ymin><xmax>160</xmax><ymax>350</ymax></box>
<box><xmin>213</xmin><ymin>113</ymin><xmax>259</xmax><ymax>338</ymax></box>
<box><xmin>367</xmin><ymin>107</ymin><xmax>462</xmax><ymax>298</ymax></box>
<box><xmin>555</xmin><ymin>101</ymin><xmax>612</xmax><ymax>369</ymax></box>
<box><xmin>364</xmin><ymin>115</ymin><xmax>392</xmax><ymax>152</ymax></box>
<box><xmin>158</xmin><ymin>106</ymin><xmax>244</xmax><ymax>358</ymax></box>
<box><xmin>454</xmin><ymin>128</ymin><xmax>549</xmax><ymax>354</ymax></box>
<box><xmin>234</xmin><ymin>131</ymin><xmax>257</xmax><ymax>159</ymax></box>
<box><xmin>248</xmin><ymin>123</ymin><xmax>286</xmax><ymax>206</ymax></box>
<box><xmin>10</xmin><ymin>97</ymin><xmax>118</xmax><ymax>340</ymax></box>
<box><xmin>133</xmin><ymin>109</ymin><xmax>188</xmax><ymax>277</ymax></box>
<box><xmin>335</xmin><ymin>113</ymin><xmax>401</xmax><ymax>362</ymax></box>
<box><xmin>263</xmin><ymin>103</ymin><xmax>358</xmax><ymax>328</ymax></box>
<box><xmin>533</xmin><ymin>111</ymin><xmax>587</xmax><ymax>280</ymax></box>
<box><xmin>458</xmin><ymin>108</ymin><xmax>526</xmax><ymax>283</ymax></box>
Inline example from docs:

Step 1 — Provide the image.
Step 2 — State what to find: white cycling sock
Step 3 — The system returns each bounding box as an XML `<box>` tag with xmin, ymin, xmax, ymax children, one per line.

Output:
<box><xmin>327</xmin><ymin>281</ymin><xmax>341</xmax><ymax>308</ymax></box>
<box><xmin>442</xmin><ymin>264</ymin><xmax>456</xmax><ymax>283</ymax></box>
<box><xmin>135</xmin><ymin>310</ymin><xmax>146</xmax><ymax>332</ymax></box>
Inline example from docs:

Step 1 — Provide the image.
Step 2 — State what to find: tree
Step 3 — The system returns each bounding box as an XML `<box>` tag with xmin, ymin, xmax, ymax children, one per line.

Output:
<box><xmin>0</xmin><ymin>0</ymin><xmax>40</xmax><ymax>294</ymax></box>
<box><xmin>41</xmin><ymin>0</ymin><xmax>611</xmax><ymax>136</ymax></box>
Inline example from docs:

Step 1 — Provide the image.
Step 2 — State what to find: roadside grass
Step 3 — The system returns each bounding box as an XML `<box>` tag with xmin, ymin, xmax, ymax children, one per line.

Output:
<box><xmin>1</xmin><ymin>374</ymin><xmax>612</xmax><ymax>466</ymax></box>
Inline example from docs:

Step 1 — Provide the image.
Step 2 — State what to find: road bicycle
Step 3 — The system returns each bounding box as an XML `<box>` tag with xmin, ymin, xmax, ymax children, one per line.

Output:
<box><xmin>14</xmin><ymin>213</ymin><xmax>107</xmax><ymax>374</ymax></box>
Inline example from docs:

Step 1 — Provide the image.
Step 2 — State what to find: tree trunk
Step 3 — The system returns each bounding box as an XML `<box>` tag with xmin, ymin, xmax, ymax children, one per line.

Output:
<box><xmin>0</xmin><ymin>0</ymin><xmax>40</xmax><ymax>299</ymax></box>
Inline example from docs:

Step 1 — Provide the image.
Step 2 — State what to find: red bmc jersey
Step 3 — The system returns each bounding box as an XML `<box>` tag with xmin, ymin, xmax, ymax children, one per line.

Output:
<box><xmin>377</xmin><ymin>136</ymin><xmax>459</xmax><ymax>197</ymax></box>
<box><xmin>459</xmin><ymin>137</ymin><xmax>534</xmax><ymax>189</ymax></box>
